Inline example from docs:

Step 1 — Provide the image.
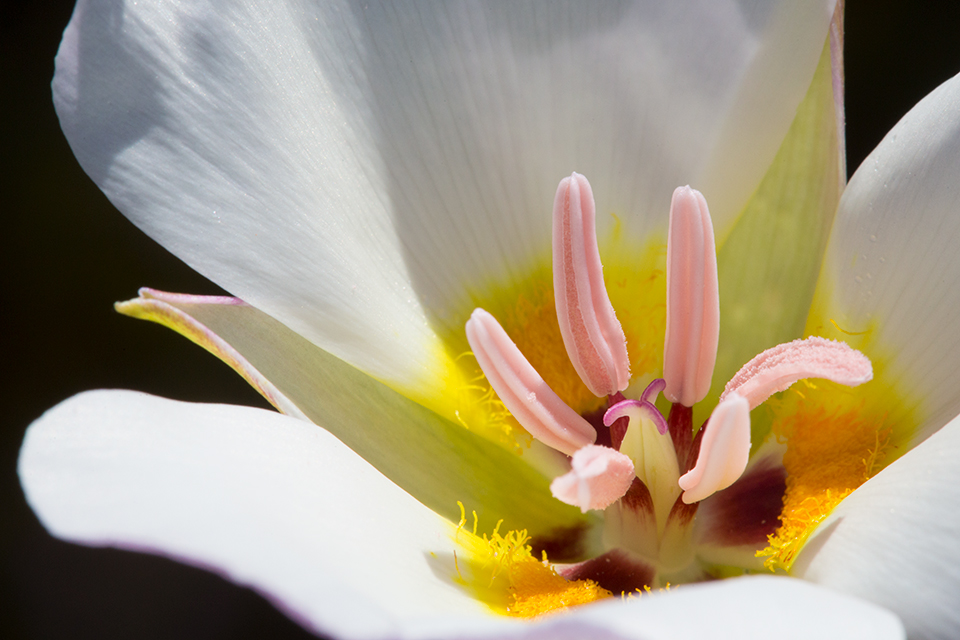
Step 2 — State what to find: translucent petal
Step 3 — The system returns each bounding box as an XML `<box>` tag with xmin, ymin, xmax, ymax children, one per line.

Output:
<box><xmin>709</xmin><ymin>26</ymin><xmax>844</xmax><ymax>430</ymax></box>
<box><xmin>806</xmin><ymin>70</ymin><xmax>960</xmax><ymax>445</ymax></box>
<box><xmin>54</xmin><ymin>0</ymin><xmax>835</xmax><ymax>398</ymax></box>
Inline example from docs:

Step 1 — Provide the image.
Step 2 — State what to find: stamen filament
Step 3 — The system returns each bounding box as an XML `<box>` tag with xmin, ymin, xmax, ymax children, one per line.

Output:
<box><xmin>553</xmin><ymin>172</ymin><xmax>630</xmax><ymax>397</ymax></box>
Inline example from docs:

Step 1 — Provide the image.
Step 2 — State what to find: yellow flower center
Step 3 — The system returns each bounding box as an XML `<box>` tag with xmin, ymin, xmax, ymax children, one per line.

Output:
<box><xmin>758</xmin><ymin>355</ymin><xmax>914</xmax><ymax>570</ymax></box>
<box><xmin>448</xmin><ymin>233</ymin><xmax>666</xmax><ymax>448</ymax></box>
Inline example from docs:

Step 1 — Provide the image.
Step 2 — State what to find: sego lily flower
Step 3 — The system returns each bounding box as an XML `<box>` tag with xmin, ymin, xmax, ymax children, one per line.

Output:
<box><xmin>19</xmin><ymin>0</ymin><xmax>960</xmax><ymax>638</ymax></box>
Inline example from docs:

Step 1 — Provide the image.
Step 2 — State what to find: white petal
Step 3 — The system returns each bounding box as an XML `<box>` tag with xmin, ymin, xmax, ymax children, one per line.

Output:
<box><xmin>809</xmin><ymin>71</ymin><xmax>960</xmax><ymax>444</ymax></box>
<box><xmin>497</xmin><ymin>576</ymin><xmax>902</xmax><ymax>640</ymax></box>
<box><xmin>19</xmin><ymin>390</ymin><xmax>499</xmax><ymax>639</ymax></box>
<box><xmin>21</xmin><ymin>392</ymin><xmax>903</xmax><ymax>640</ymax></box>
<box><xmin>54</xmin><ymin>0</ymin><xmax>446</xmax><ymax>393</ymax></box>
<box><xmin>116</xmin><ymin>289</ymin><xmax>591</xmax><ymax>541</ymax></box>
<box><xmin>793</xmin><ymin>412</ymin><xmax>960</xmax><ymax>640</ymax></box>
<box><xmin>55</xmin><ymin>0</ymin><xmax>834</xmax><ymax>391</ymax></box>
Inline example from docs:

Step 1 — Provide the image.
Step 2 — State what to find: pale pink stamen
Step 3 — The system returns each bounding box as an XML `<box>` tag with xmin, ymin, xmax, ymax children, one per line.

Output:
<box><xmin>663</xmin><ymin>186</ymin><xmax>719</xmax><ymax>407</ymax></box>
<box><xmin>550</xmin><ymin>445</ymin><xmax>636</xmax><ymax>513</ymax></box>
<box><xmin>553</xmin><ymin>172</ymin><xmax>630</xmax><ymax>397</ymax></box>
<box><xmin>678</xmin><ymin>392</ymin><xmax>751</xmax><ymax>504</ymax></box>
<box><xmin>465</xmin><ymin>308</ymin><xmax>596</xmax><ymax>456</ymax></box>
<box><xmin>720</xmin><ymin>336</ymin><xmax>873</xmax><ymax>410</ymax></box>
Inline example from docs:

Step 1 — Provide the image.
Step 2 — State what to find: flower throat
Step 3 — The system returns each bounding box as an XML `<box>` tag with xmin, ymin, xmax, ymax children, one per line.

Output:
<box><xmin>454</xmin><ymin>173</ymin><xmax>875</xmax><ymax>616</ymax></box>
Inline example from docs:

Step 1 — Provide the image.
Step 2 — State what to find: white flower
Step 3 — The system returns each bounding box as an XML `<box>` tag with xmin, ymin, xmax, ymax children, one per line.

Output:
<box><xmin>20</xmin><ymin>1</ymin><xmax>960</xmax><ymax>638</ymax></box>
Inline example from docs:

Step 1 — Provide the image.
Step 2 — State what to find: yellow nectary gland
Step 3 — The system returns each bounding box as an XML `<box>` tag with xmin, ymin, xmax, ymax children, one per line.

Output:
<box><xmin>454</xmin><ymin>504</ymin><xmax>611</xmax><ymax>617</ymax></box>
<box><xmin>759</xmin><ymin>381</ymin><xmax>892</xmax><ymax>570</ymax></box>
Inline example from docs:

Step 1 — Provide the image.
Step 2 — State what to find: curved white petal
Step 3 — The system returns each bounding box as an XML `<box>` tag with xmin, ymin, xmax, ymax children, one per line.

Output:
<box><xmin>18</xmin><ymin>390</ymin><xmax>487</xmax><ymax>639</ymax></box>
<box><xmin>534</xmin><ymin>576</ymin><xmax>903</xmax><ymax>640</ymax></box>
<box><xmin>54</xmin><ymin>0</ymin><xmax>834</xmax><ymax>392</ymax></box>
<box><xmin>793</xmin><ymin>412</ymin><xmax>960</xmax><ymax>640</ymax></box>
<box><xmin>20</xmin><ymin>392</ymin><xmax>903</xmax><ymax>640</ymax></box>
<box><xmin>809</xmin><ymin>70</ymin><xmax>960</xmax><ymax>444</ymax></box>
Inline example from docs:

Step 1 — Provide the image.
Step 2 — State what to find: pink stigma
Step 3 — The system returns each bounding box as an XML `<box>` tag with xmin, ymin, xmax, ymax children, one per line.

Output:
<box><xmin>550</xmin><ymin>445</ymin><xmax>636</xmax><ymax>512</ymax></box>
<box><xmin>721</xmin><ymin>336</ymin><xmax>874</xmax><ymax>410</ymax></box>
<box><xmin>465</xmin><ymin>308</ymin><xmax>596</xmax><ymax>456</ymax></box>
<box><xmin>663</xmin><ymin>186</ymin><xmax>719</xmax><ymax>407</ymax></box>
<box><xmin>553</xmin><ymin>172</ymin><xmax>631</xmax><ymax>397</ymax></box>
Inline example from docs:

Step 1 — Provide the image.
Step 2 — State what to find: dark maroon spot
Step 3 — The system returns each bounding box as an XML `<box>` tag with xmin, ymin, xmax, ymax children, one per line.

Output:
<box><xmin>699</xmin><ymin>457</ymin><xmax>787</xmax><ymax>546</ymax></box>
<box><xmin>582</xmin><ymin>392</ymin><xmax>627</xmax><ymax>449</ymax></box>
<box><xmin>530</xmin><ymin>523</ymin><xmax>590</xmax><ymax>563</ymax></box>
<box><xmin>608</xmin><ymin>414</ymin><xmax>629</xmax><ymax>451</ymax></box>
<box><xmin>683</xmin><ymin>422</ymin><xmax>705</xmax><ymax>474</ymax></box>
<box><xmin>667</xmin><ymin>403</ymin><xmax>693</xmax><ymax>468</ymax></box>
<box><xmin>620</xmin><ymin>477</ymin><xmax>654</xmax><ymax>515</ymax></box>
<box><xmin>667</xmin><ymin>494</ymin><xmax>699</xmax><ymax>528</ymax></box>
<box><xmin>558</xmin><ymin>549</ymin><xmax>655</xmax><ymax>595</ymax></box>
<box><xmin>607</xmin><ymin>391</ymin><xmax>629</xmax><ymax>450</ymax></box>
<box><xmin>582</xmin><ymin>405</ymin><xmax>612</xmax><ymax>448</ymax></box>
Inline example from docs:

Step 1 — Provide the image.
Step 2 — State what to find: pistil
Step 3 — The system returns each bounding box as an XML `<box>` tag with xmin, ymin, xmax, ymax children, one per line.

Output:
<box><xmin>605</xmin><ymin>393</ymin><xmax>680</xmax><ymax>533</ymax></box>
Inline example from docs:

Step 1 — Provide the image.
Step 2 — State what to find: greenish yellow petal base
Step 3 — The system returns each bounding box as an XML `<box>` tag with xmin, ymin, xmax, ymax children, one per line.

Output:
<box><xmin>711</xmin><ymin>33</ymin><xmax>844</xmax><ymax>434</ymax></box>
<box><xmin>115</xmin><ymin>290</ymin><xmax>593</xmax><ymax>542</ymax></box>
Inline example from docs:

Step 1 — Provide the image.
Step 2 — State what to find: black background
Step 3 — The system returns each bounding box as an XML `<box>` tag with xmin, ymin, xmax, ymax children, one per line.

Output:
<box><xmin>3</xmin><ymin>2</ymin><xmax>959</xmax><ymax>638</ymax></box>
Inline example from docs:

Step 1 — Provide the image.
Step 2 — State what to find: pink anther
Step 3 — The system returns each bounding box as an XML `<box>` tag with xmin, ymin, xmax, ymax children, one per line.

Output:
<box><xmin>553</xmin><ymin>173</ymin><xmax>631</xmax><ymax>397</ymax></box>
<box><xmin>720</xmin><ymin>337</ymin><xmax>873</xmax><ymax>410</ymax></box>
<box><xmin>663</xmin><ymin>186</ymin><xmax>720</xmax><ymax>407</ymax></box>
<box><xmin>550</xmin><ymin>445</ymin><xmax>636</xmax><ymax>512</ymax></box>
<box><xmin>678</xmin><ymin>392</ymin><xmax>750</xmax><ymax>504</ymax></box>
<box><xmin>465</xmin><ymin>308</ymin><xmax>596</xmax><ymax>456</ymax></box>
